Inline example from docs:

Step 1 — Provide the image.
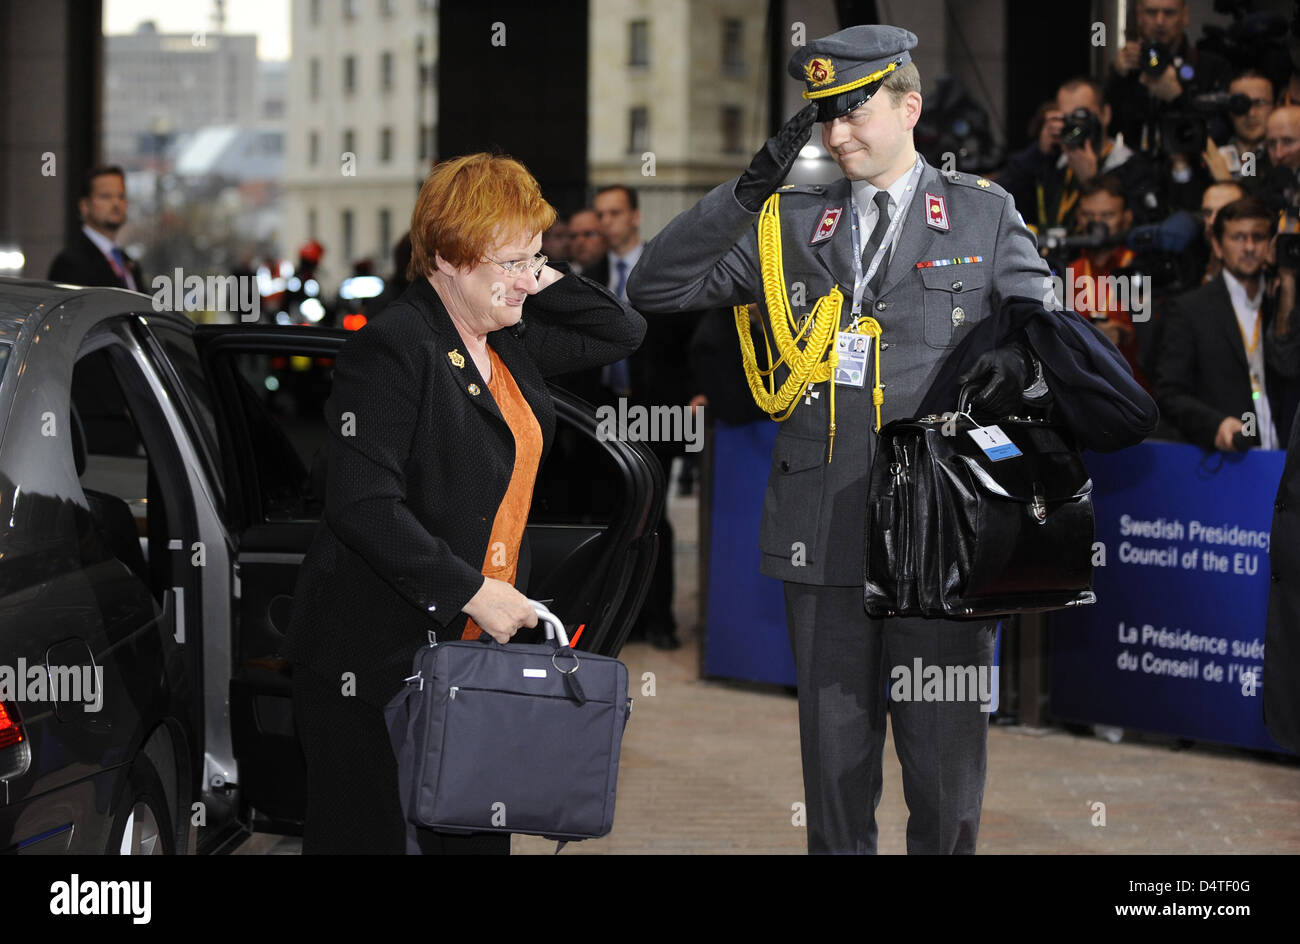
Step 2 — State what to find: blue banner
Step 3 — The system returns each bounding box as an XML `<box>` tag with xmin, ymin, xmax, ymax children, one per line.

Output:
<box><xmin>1049</xmin><ymin>441</ymin><xmax>1292</xmax><ymax>753</ymax></box>
<box><xmin>702</xmin><ymin>421</ymin><xmax>794</xmax><ymax>686</ymax></box>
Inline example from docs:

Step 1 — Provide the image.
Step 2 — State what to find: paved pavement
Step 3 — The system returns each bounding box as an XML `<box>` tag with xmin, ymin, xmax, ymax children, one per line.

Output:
<box><xmin>236</xmin><ymin>464</ymin><xmax>1300</xmax><ymax>855</ymax></box>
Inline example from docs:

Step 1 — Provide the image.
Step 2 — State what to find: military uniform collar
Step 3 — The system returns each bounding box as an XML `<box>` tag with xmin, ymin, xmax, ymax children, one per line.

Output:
<box><xmin>849</xmin><ymin>160</ymin><xmax>919</xmax><ymax>216</ymax></box>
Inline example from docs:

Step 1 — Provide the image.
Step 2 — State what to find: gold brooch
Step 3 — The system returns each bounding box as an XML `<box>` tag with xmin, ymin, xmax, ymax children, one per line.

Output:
<box><xmin>448</xmin><ymin>350</ymin><xmax>465</xmax><ymax>368</ymax></box>
<box><xmin>467</xmin><ymin>383</ymin><xmax>480</xmax><ymax>396</ymax></box>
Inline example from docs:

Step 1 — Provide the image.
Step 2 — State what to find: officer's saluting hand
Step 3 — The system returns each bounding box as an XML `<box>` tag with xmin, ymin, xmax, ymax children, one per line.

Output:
<box><xmin>734</xmin><ymin>103</ymin><xmax>820</xmax><ymax>213</ymax></box>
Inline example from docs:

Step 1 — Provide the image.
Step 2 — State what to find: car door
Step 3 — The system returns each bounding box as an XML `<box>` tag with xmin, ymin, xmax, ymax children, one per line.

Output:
<box><xmin>192</xmin><ymin>324</ymin><xmax>663</xmax><ymax>832</ymax></box>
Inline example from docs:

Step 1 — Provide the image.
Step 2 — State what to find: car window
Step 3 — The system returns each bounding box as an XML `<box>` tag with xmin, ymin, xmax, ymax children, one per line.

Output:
<box><xmin>144</xmin><ymin>322</ymin><xmax>223</xmax><ymax>492</ymax></box>
<box><xmin>70</xmin><ymin>346</ymin><xmax>172</xmax><ymax>602</ymax></box>
<box><xmin>220</xmin><ymin>349</ymin><xmax>330</xmax><ymax>523</ymax></box>
<box><xmin>0</xmin><ymin>341</ymin><xmax>9</xmax><ymax>384</ymax></box>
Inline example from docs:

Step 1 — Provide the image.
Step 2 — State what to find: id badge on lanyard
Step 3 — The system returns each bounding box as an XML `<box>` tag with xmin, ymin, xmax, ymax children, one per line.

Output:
<box><xmin>836</xmin><ymin>157</ymin><xmax>922</xmax><ymax>389</ymax></box>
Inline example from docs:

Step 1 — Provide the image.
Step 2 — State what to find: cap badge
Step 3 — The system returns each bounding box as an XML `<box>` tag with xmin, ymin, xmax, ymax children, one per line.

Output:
<box><xmin>810</xmin><ymin>206</ymin><xmax>843</xmax><ymax>244</ymax></box>
<box><xmin>925</xmin><ymin>193</ymin><xmax>950</xmax><ymax>231</ymax></box>
<box><xmin>804</xmin><ymin>57</ymin><xmax>836</xmax><ymax>87</ymax></box>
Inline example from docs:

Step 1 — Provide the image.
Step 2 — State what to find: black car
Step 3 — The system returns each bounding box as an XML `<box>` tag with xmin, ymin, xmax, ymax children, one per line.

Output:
<box><xmin>0</xmin><ymin>277</ymin><xmax>662</xmax><ymax>854</ymax></box>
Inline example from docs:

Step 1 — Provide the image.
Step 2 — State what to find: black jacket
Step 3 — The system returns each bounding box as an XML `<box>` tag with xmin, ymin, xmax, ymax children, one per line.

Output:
<box><xmin>1155</xmin><ymin>274</ymin><xmax>1300</xmax><ymax>450</ymax></box>
<box><xmin>280</xmin><ymin>271</ymin><xmax>645</xmax><ymax>706</ymax></box>
<box><xmin>47</xmin><ymin>230</ymin><xmax>145</xmax><ymax>290</ymax></box>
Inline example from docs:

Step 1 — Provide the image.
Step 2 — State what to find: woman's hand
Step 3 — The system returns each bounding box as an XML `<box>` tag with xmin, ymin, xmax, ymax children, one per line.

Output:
<box><xmin>535</xmin><ymin>264</ymin><xmax>564</xmax><ymax>290</ymax></box>
<box><xmin>462</xmin><ymin>577</ymin><xmax>538</xmax><ymax>643</ymax></box>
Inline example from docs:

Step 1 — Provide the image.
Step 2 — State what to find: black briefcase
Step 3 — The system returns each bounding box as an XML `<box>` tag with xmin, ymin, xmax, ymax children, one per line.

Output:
<box><xmin>863</xmin><ymin>395</ymin><xmax>1097</xmax><ymax>620</ymax></box>
<box><xmin>385</xmin><ymin>603</ymin><xmax>631</xmax><ymax>851</ymax></box>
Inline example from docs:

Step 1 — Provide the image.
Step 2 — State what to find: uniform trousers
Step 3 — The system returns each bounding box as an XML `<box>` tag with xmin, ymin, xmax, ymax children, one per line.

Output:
<box><xmin>293</xmin><ymin>665</ymin><xmax>510</xmax><ymax>855</ymax></box>
<box><xmin>783</xmin><ymin>583</ymin><xmax>997</xmax><ymax>855</ymax></box>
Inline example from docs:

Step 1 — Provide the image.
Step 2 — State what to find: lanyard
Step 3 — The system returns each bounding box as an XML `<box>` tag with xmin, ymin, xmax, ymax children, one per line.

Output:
<box><xmin>848</xmin><ymin>156</ymin><xmax>923</xmax><ymax>317</ymax></box>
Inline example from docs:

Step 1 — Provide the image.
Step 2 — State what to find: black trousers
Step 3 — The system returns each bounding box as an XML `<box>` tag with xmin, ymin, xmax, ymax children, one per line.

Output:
<box><xmin>293</xmin><ymin>665</ymin><xmax>510</xmax><ymax>855</ymax></box>
<box><xmin>783</xmin><ymin>583</ymin><xmax>997</xmax><ymax>855</ymax></box>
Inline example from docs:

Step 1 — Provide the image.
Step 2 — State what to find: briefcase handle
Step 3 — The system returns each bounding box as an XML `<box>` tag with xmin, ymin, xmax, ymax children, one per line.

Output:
<box><xmin>531</xmin><ymin>600</ymin><xmax>571</xmax><ymax>648</ymax></box>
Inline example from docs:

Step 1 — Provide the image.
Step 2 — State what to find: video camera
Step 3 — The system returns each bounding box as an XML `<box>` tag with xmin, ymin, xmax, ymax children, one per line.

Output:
<box><xmin>1040</xmin><ymin>211</ymin><xmax>1202</xmax><ymax>295</ymax></box>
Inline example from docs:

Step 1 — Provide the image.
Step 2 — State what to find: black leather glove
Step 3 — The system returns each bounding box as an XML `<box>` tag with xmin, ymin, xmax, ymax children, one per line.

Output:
<box><xmin>734</xmin><ymin>103</ymin><xmax>819</xmax><ymax>213</ymax></box>
<box><xmin>957</xmin><ymin>344</ymin><xmax>1034</xmax><ymax>418</ymax></box>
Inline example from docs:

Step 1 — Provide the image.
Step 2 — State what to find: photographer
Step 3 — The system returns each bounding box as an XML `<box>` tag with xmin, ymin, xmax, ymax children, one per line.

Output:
<box><xmin>1259</xmin><ymin>105</ymin><xmax>1300</xmax><ymax>214</ymax></box>
<box><xmin>999</xmin><ymin>77</ymin><xmax>1159</xmax><ymax>233</ymax></box>
<box><xmin>1063</xmin><ymin>176</ymin><xmax>1152</xmax><ymax>392</ymax></box>
<box><xmin>1106</xmin><ymin>0</ymin><xmax>1231</xmax><ymax>156</ymax></box>
<box><xmin>1206</xmin><ymin>70</ymin><xmax>1276</xmax><ymax>189</ymax></box>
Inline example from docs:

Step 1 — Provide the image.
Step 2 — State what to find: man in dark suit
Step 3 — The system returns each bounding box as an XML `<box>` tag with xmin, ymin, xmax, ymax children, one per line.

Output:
<box><xmin>1157</xmin><ymin>197</ymin><xmax>1300</xmax><ymax>451</ymax></box>
<box><xmin>48</xmin><ymin>165</ymin><xmax>145</xmax><ymax>291</ymax></box>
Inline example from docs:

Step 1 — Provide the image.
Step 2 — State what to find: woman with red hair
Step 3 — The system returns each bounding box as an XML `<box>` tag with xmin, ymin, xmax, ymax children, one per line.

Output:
<box><xmin>282</xmin><ymin>153</ymin><xmax>645</xmax><ymax>854</ymax></box>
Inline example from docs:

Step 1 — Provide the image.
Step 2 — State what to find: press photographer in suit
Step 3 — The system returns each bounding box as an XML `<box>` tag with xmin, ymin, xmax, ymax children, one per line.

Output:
<box><xmin>1157</xmin><ymin>197</ymin><xmax>1300</xmax><ymax>452</ymax></box>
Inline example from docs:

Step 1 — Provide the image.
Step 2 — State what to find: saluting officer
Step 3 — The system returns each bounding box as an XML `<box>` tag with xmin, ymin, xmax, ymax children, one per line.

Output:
<box><xmin>628</xmin><ymin>24</ymin><xmax>1155</xmax><ymax>854</ymax></box>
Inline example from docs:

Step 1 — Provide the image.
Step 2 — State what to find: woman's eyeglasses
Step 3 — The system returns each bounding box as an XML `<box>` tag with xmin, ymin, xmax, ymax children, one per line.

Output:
<box><xmin>486</xmin><ymin>253</ymin><xmax>548</xmax><ymax>278</ymax></box>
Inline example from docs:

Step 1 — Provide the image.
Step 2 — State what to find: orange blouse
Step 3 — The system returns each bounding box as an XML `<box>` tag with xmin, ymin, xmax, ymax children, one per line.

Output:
<box><xmin>462</xmin><ymin>347</ymin><xmax>544</xmax><ymax>640</ymax></box>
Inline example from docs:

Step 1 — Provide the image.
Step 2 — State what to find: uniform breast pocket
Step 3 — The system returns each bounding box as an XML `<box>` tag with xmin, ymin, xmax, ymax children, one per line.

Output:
<box><xmin>920</xmin><ymin>265</ymin><xmax>989</xmax><ymax>350</ymax></box>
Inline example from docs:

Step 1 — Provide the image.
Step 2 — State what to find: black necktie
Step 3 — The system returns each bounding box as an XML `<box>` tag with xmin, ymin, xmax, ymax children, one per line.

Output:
<box><xmin>861</xmin><ymin>189</ymin><xmax>893</xmax><ymax>297</ymax></box>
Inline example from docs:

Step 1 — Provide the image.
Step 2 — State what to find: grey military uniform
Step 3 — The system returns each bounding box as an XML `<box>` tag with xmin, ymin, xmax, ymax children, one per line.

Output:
<box><xmin>628</xmin><ymin>158</ymin><xmax>1052</xmax><ymax>587</ymax></box>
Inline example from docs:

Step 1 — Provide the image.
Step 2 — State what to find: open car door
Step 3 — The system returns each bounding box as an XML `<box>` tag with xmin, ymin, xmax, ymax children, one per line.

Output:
<box><xmin>193</xmin><ymin>323</ymin><xmax>663</xmax><ymax>835</ymax></box>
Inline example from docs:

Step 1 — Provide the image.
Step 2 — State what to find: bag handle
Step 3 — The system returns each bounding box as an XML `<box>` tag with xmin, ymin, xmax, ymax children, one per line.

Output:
<box><xmin>531</xmin><ymin>600</ymin><xmax>570</xmax><ymax>647</ymax></box>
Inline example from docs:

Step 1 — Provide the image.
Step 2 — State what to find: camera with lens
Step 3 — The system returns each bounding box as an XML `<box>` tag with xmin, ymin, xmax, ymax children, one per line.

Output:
<box><xmin>1277</xmin><ymin>210</ymin><xmax>1300</xmax><ymax>270</ymax></box>
<box><xmin>1159</xmin><ymin>111</ymin><xmax>1208</xmax><ymax>156</ymax></box>
<box><xmin>1141</xmin><ymin>42</ymin><xmax>1171</xmax><ymax>77</ymax></box>
<box><xmin>1060</xmin><ymin>108</ymin><xmax>1103</xmax><ymax>152</ymax></box>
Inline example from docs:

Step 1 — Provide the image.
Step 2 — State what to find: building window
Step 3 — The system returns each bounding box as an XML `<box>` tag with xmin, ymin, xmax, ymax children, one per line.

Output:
<box><xmin>379</xmin><ymin>208</ymin><xmax>392</xmax><ymax>263</ymax></box>
<box><xmin>309</xmin><ymin>131</ymin><xmax>319</xmax><ymax>165</ymax></box>
<box><xmin>722</xmin><ymin>106</ymin><xmax>744</xmax><ymax>153</ymax></box>
<box><xmin>310</xmin><ymin>58</ymin><xmax>320</xmax><ymax>101</ymax></box>
<box><xmin>381</xmin><ymin>51</ymin><xmax>394</xmax><ymax>92</ymax></box>
<box><xmin>628</xmin><ymin>106</ymin><xmax>649</xmax><ymax>153</ymax></box>
<box><xmin>628</xmin><ymin>20</ymin><xmax>649</xmax><ymax>67</ymax></box>
<box><xmin>343</xmin><ymin>55</ymin><xmax>357</xmax><ymax>95</ymax></box>
<box><xmin>310</xmin><ymin>0</ymin><xmax>321</xmax><ymax>25</ymax></box>
<box><xmin>308</xmin><ymin>207</ymin><xmax>318</xmax><ymax>240</ymax></box>
<box><xmin>380</xmin><ymin>127</ymin><xmax>393</xmax><ymax>162</ymax></box>
<box><xmin>343</xmin><ymin>128</ymin><xmax>355</xmax><ymax>157</ymax></box>
<box><xmin>419</xmin><ymin>123</ymin><xmax>433</xmax><ymax>161</ymax></box>
<box><xmin>342</xmin><ymin>209</ymin><xmax>355</xmax><ymax>262</ymax></box>
<box><xmin>381</xmin><ymin>0</ymin><xmax>397</xmax><ymax>15</ymax></box>
<box><xmin>343</xmin><ymin>0</ymin><xmax>360</xmax><ymax>20</ymax></box>
<box><xmin>722</xmin><ymin>19</ymin><xmax>745</xmax><ymax>76</ymax></box>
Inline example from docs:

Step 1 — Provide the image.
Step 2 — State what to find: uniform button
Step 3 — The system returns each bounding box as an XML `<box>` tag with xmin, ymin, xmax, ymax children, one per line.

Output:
<box><xmin>951</xmin><ymin>280</ymin><xmax>963</xmax><ymax>291</ymax></box>
<box><xmin>875</xmin><ymin>300</ymin><xmax>887</xmax><ymax>311</ymax></box>
<box><xmin>427</xmin><ymin>603</ymin><xmax>437</xmax><ymax>612</ymax></box>
<box><xmin>1277</xmin><ymin>501</ymin><xmax>1287</xmax><ymax>511</ymax></box>
<box><xmin>951</xmin><ymin>306</ymin><xmax>965</xmax><ymax>325</ymax></box>
<box><xmin>780</xmin><ymin>459</ymin><xmax>790</xmax><ymax>472</ymax></box>
<box><xmin>1271</xmin><ymin>573</ymin><xmax>1280</xmax><ymax>583</ymax></box>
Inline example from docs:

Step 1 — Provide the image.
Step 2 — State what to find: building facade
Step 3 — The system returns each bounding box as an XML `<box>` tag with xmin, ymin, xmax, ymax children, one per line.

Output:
<box><xmin>283</xmin><ymin>0</ymin><xmax>438</xmax><ymax>286</ymax></box>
